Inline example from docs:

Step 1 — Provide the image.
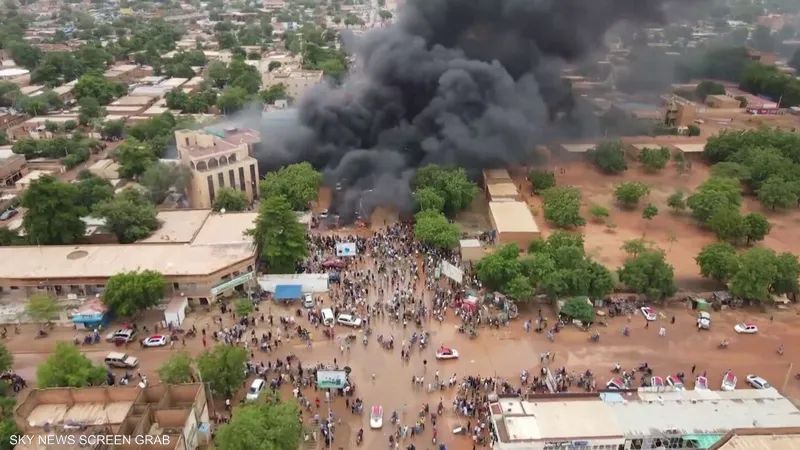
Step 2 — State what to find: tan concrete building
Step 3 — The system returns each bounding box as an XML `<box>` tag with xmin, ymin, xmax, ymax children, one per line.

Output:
<box><xmin>0</xmin><ymin>152</ymin><xmax>27</xmax><ymax>187</ymax></box>
<box><xmin>705</xmin><ymin>94</ymin><xmax>741</xmax><ymax>109</ymax></box>
<box><xmin>14</xmin><ymin>384</ymin><xmax>210</xmax><ymax>450</ymax></box>
<box><xmin>0</xmin><ymin>210</ymin><xmax>258</xmax><ymax>304</ymax></box>
<box><xmin>488</xmin><ymin>201</ymin><xmax>540</xmax><ymax>249</ymax></box>
<box><xmin>262</xmin><ymin>65</ymin><xmax>324</xmax><ymax>101</ymax></box>
<box><xmin>175</xmin><ymin>128</ymin><xmax>261</xmax><ymax>209</ymax></box>
<box><xmin>486</xmin><ymin>182</ymin><xmax>520</xmax><ymax>202</ymax></box>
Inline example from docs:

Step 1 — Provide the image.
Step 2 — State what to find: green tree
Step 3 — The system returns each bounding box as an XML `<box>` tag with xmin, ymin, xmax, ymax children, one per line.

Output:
<box><xmin>74</xmin><ymin>74</ymin><xmax>125</xmax><ymax>105</ymax></box>
<box><xmin>590</xmin><ymin>141</ymin><xmax>627</xmax><ymax>174</ymax></box>
<box><xmin>7</xmin><ymin>41</ymin><xmax>42</xmax><ymax>70</ymax></box>
<box><xmin>639</xmin><ymin>147</ymin><xmax>671</xmax><ymax>172</ymax></box>
<box><xmin>157</xmin><ymin>352</ymin><xmax>195</xmax><ymax>384</ymax></box>
<box><xmin>214</xmin><ymin>400</ymin><xmax>302</xmax><ymax>450</ymax></box>
<box><xmin>413</xmin><ymin>210</ymin><xmax>459</xmax><ymax>249</ymax></box>
<box><xmin>249</xmin><ymin>195</ymin><xmax>308</xmax><ymax>273</ymax></box>
<box><xmin>102</xmin><ymin>270</ymin><xmax>166</xmax><ymax>317</ymax></box>
<box><xmin>586</xmin><ymin>261</ymin><xmax>615</xmax><ymax>299</ymax></box>
<box><xmin>37</xmin><ymin>343</ymin><xmax>106</xmax><ymax>388</ymax></box>
<box><xmin>0</xmin><ymin>343</ymin><xmax>12</xmax><ymax>373</ymax></box>
<box><xmin>259</xmin><ymin>83</ymin><xmax>288</xmax><ymax>104</ymax></box>
<box><xmin>711</xmin><ymin>162</ymin><xmax>751</xmax><ymax>181</ymax></box>
<box><xmin>259</xmin><ymin>162</ymin><xmax>322</xmax><ymax>210</ymax></box>
<box><xmin>708</xmin><ymin>206</ymin><xmax>745</xmax><ymax>244</ymax></box>
<box><xmin>78</xmin><ymin>96</ymin><xmax>103</xmax><ymax>125</ymax></box>
<box><xmin>95</xmin><ymin>189</ymin><xmax>159</xmax><ymax>243</ymax></box>
<box><xmin>101</xmin><ymin>119</ymin><xmax>125</xmax><ymax>140</ymax></box>
<box><xmin>541</xmin><ymin>186</ymin><xmax>585</xmax><ymax>228</ymax></box>
<box><xmin>773</xmin><ymin>252</ymin><xmax>800</xmax><ymax>296</ymax></box>
<box><xmin>412</xmin><ymin>165</ymin><xmax>478</xmax><ymax>216</ymax></box>
<box><xmin>114</xmin><ymin>138</ymin><xmax>158</xmax><ymax>179</ymax></box>
<box><xmin>694</xmin><ymin>80</ymin><xmax>726</xmax><ymax>100</ymax></box>
<box><xmin>618</xmin><ymin>249</ymin><xmax>676</xmax><ymax>301</ymax></box>
<box><xmin>696</xmin><ymin>242</ymin><xmax>739</xmax><ymax>283</ymax></box>
<box><xmin>140</xmin><ymin>162</ymin><xmax>192</xmax><ymax>204</ymax></box>
<box><xmin>527</xmin><ymin>169</ymin><xmax>555</xmax><ymax>194</ymax></box>
<box><xmin>503</xmin><ymin>275</ymin><xmax>533</xmax><ymax>302</ymax></box>
<box><xmin>588</xmin><ymin>204</ymin><xmax>609</xmax><ymax>223</ymax></box>
<box><xmin>413</xmin><ymin>187</ymin><xmax>446</xmax><ymax>213</ymax></box>
<box><xmin>475</xmin><ymin>244</ymin><xmax>521</xmax><ymax>291</ymax></box>
<box><xmin>621</xmin><ymin>238</ymin><xmax>651</xmax><ymax>257</ymax></box>
<box><xmin>217</xmin><ymin>86</ymin><xmax>248</xmax><ymax>114</ymax></box>
<box><xmin>234</xmin><ymin>298</ymin><xmax>253</xmax><ymax>316</ymax></box>
<box><xmin>687</xmin><ymin>176</ymin><xmax>742</xmax><ymax>224</ymax></box>
<box><xmin>642</xmin><ymin>203</ymin><xmax>658</xmax><ymax>221</ymax></box>
<box><xmin>743</xmin><ymin>212</ymin><xmax>771</xmax><ymax>245</ymax></box>
<box><xmin>22</xmin><ymin>175</ymin><xmax>85</xmax><ymax>245</ymax></box>
<box><xmin>213</xmin><ymin>187</ymin><xmax>249</xmax><ymax>212</ymax></box>
<box><xmin>687</xmin><ymin>124</ymin><xmax>701</xmax><ymax>136</ymax></box>
<box><xmin>614</xmin><ymin>181</ymin><xmax>649</xmax><ymax>208</ymax></box>
<box><xmin>757</xmin><ymin>176</ymin><xmax>798</xmax><ymax>210</ymax></box>
<box><xmin>730</xmin><ymin>247</ymin><xmax>779</xmax><ymax>302</ymax></box>
<box><xmin>0</xmin><ymin>228</ymin><xmax>21</xmax><ymax>246</ymax></box>
<box><xmin>197</xmin><ymin>345</ymin><xmax>248</xmax><ymax>397</ymax></box>
<box><xmin>25</xmin><ymin>295</ymin><xmax>60</xmax><ymax>324</ymax></box>
<box><xmin>207</xmin><ymin>61</ymin><xmax>229</xmax><ymax>88</ymax></box>
<box><xmin>560</xmin><ymin>297</ymin><xmax>595</xmax><ymax>323</ymax></box>
<box><xmin>667</xmin><ymin>190</ymin><xmax>686</xmax><ymax>213</ymax></box>
<box><xmin>76</xmin><ymin>171</ymin><xmax>114</xmax><ymax>212</ymax></box>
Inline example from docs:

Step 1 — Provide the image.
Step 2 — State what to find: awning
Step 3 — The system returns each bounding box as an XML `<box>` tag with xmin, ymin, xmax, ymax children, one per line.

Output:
<box><xmin>274</xmin><ymin>284</ymin><xmax>303</xmax><ymax>300</ymax></box>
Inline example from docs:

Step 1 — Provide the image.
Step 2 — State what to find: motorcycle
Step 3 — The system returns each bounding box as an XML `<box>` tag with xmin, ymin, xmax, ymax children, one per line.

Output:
<box><xmin>589</xmin><ymin>332</ymin><xmax>600</xmax><ymax>342</ymax></box>
<box><xmin>362</xmin><ymin>335</ymin><xmax>368</xmax><ymax>346</ymax></box>
<box><xmin>356</xmin><ymin>428</ymin><xmax>363</xmax><ymax>446</ymax></box>
<box><xmin>391</xmin><ymin>411</ymin><xmax>398</xmax><ymax>425</ymax></box>
<box><xmin>520</xmin><ymin>370</ymin><xmax>529</xmax><ymax>385</ymax></box>
<box><xmin>35</xmin><ymin>329</ymin><xmax>48</xmax><ymax>339</ymax></box>
<box><xmin>718</xmin><ymin>340</ymin><xmax>729</xmax><ymax>349</ymax></box>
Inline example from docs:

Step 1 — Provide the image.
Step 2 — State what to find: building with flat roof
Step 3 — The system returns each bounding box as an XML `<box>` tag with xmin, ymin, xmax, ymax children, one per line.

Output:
<box><xmin>0</xmin><ymin>210</ymin><xmax>257</xmax><ymax>304</ymax></box>
<box><xmin>482</xmin><ymin>168</ymin><xmax>513</xmax><ymax>186</ymax></box>
<box><xmin>710</xmin><ymin>428</ymin><xmax>800</xmax><ymax>450</ymax></box>
<box><xmin>486</xmin><ymin>182</ymin><xmax>521</xmax><ymax>202</ymax></box>
<box><xmin>488</xmin><ymin>201</ymin><xmax>540</xmax><ymax>248</ymax></box>
<box><xmin>261</xmin><ymin>64</ymin><xmax>323</xmax><ymax>101</ymax></box>
<box><xmin>0</xmin><ymin>153</ymin><xmax>27</xmax><ymax>187</ymax></box>
<box><xmin>14</xmin><ymin>383</ymin><xmax>210</xmax><ymax>450</ymax></box>
<box><xmin>491</xmin><ymin>388</ymin><xmax>800</xmax><ymax>450</ymax></box>
<box><xmin>175</xmin><ymin>127</ymin><xmax>261</xmax><ymax>209</ymax></box>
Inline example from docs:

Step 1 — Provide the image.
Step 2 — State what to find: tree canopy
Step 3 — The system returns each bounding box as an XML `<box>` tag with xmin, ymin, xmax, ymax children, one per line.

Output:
<box><xmin>37</xmin><ymin>343</ymin><xmax>106</xmax><ymax>388</ymax></box>
<box><xmin>259</xmin><ymin>162</ymin><xmax>322</xmax><ymax>211</ymax></box>
<box><xmin>412</xmin><ymin>165</ymin><xmax>478</xmax><ymax>216</ymax></box>
<box><xmin>22</xmin><ymin>175</ymin><xmax>85</xmax><ymax>245</ymax></box>
<box><xmin>560</xmin><ymin>297</ymin><xmax>595</xmax><ymax>324</ymax></box>
<box><xmin>197</xmin><ymin>345</ymin><xmax>248</xmax><ymax>397</ymax></box>
<box><xmin>114</xmin><ymin>138</ymin><xmax>159</xmax><ymax>179</ymax></box>
<box><xmin>102</xmin><ymin>270</ymin><xmax>165</xmax><ymax>317</ymax></box>
<box><xmin>214</xmin><ymin>399</ymin><xmax>302</xmax><ymax>450</ymax></box>
<box><xmin>95</xmin><ymin>189</ymin><xmax>160</xmax><ymax>243</ymax></box>
<box><xmin>618</xmin><ymin>249</ymin><xmax>676</xmax><ymax>301</ymax></box>
<box><xmin>694</xmin><ymin>80</ymin><xmax>726</xmax><ymax>100</ymax></box>
<box><xmin>696</xmin><ymin>242</ymin><xmax>740</xmax><ymax>283</ymax></box>
<box><xmin>639</xmin><ymin>147</ymin><xmax>671</xmax><ymax>172</ymax></box>
<box><xmin>249</xmin><ymin>195</ymin><xmax>308</xmax><ymax>273</ymax></box>
<box><xmin>413</xmin><ymin>186</ymin><xmax>446</xmax><ymax>213</ymax></box>
<box><xmin>589</xmin><ymin>141</ymin><xmax>627</xmax><ymax>174</ymax></box>
<box><xmin>528</xmin><ymin>169</ymin><xmax>555</xmax><ymax>194</ymax></box>
<box><xmin>687</xmin><ymin>176</ymin><xmax>742</xmax><ymax>224</ymax></box>
<box><xmin>541</xmin><ymin>186</ymin><xmax>585</xmax><ymax>228</ymax></box>
<box><xmin>213</xmin><ymin>187</ymin><xmax>249</xmax><ymax>212</ymax></box>
<box><xmin>73</xmin><ymin>74</ymin><xmax>126</xmax><ymax>105</ymax></box>
<box><xmin>158</xmin><ymin>352</ymin><xmax>195</xmax><ymax>384</ymax></box>
<box><xmin>413</xmin><ymin>210</ymin><xmax>459</xmax><ymax>249</ymax></box>
<box><xmin>25</xmin><ymin>295</ymin><xmax>60</xmax><ymax>324</ymax></box>
<box><xmin>140</xmin><ymin>162</ymin><xmax>192</xmax><ymax>204</ymax></box>
<box><xmin>614</xmin><ymin>182</ymin><xmax>649</xmax><ymax>209</ymax></box>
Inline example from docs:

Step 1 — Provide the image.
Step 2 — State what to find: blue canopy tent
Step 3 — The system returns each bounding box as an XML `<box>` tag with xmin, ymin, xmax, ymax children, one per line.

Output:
<box><xmin>274</xmin><ymin>284</ymin><xmax>303</xmax><ymax>301</ymax></box>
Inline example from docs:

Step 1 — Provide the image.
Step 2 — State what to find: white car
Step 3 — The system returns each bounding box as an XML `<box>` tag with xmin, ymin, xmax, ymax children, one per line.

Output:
<box><xmin>337</xmin><ymin>314</ymin><xmax>362</xmax><ymax>327</ymax></box>
<box><xmin>141</xmin><ymin>335</ymin><xmax>169</xmax><ymax>347</ymax></box>
<box><xmin>696</xmin><ymin>312</ymin><xmax>711</xmax><ymax>330</ymax></box>
<box><xmin>435</xmin><ymin>346</ymin><xmax>459</xmax><ymax>360</ymax></box>
<box><xmin>246</xmin><ymin>378</ymin><xmax>265</xmax><ymax>401</ymax></box>
<box><xmin>666</xmin><ymin>375</ymin><xmax>685</xmax><ymax>390</ymax></box>
<box><xmin>302</xmin><ymin>294</ymin><xmax>315</xmax><ymax>308</ymax></box>
<box><xmin>106</xmin><ymin>329</ymin><xmax>136</xmax><ymax>343</ymax></box>
<box><xmin>319</xmin><ymin>209</ymin><xmax>329</xmax><ymax>219</ymax></box>
<box><xmin>370</xmin><ymin>405</ymin><xmax>383</xmax><ymax>429</ymax></box>
<box><xmin>640</xmin><ymin>306</ymin><xmax>657</xmax><ymax>321</ymax></box>
<box><xmin>734</xmin><ymin>322</ymin><xmax>758</xmax><ymax>334</ymax></box>
<box><xmin>746</xmin><ymin>374</ymin><xmax>771</xmax><ymax>389</ymax></box>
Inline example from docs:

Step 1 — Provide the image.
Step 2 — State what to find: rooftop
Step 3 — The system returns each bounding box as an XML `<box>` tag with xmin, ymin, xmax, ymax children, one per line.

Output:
<box><xmin>489</xmin><ymin>201</ymin><xmax>539</xmax><ymax>233</ymax></box>
<box><xmin>487</xmin><ymin>182</ymin><xmax>519</xmax><ymax>198</ymax></box>
<box><xmin>493</xmin><ymin>398</ymin><xmax>624</xmax><ymax>443</ymax></box>
<box><xmin>138</xmin><ymin>209</ymin><xmax>212</xmax><ymax>244</ymax></box>
<box><xmin>606</xmin><ymin>388</ymin><xmax>800</xmax><ymax>437</ymax></box>
<box><xmin>187</xmin><ymin>211</ymin><xmax>257</xmax><ymax>246</ymax></box>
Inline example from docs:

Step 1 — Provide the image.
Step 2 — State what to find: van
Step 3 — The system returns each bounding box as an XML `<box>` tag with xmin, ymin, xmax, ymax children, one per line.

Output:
<box><xmin>321</xmin><ymin>308</ymin><xmax>334</xmax><ymax>326</ymax></box>
<box><xmin>245</xmin><ymin>378</ymin><xmax>265</xmax><ymax>401</ymax></box>
<box><xmin>105</xmin><ymin>352</ymin><xmax>139</xmax><ymax>369</ymax></box>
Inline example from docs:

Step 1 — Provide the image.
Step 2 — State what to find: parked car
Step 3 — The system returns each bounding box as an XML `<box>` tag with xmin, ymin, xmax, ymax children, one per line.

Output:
<box><xmin>734</xmin><ymin>322</ymin><xmax>758</xmax><ymax>334</ymax></box>
<box><xmin>337</xmin><ymin>314</ymin><xmax>362</xmax><ymax>327</ymax></box>
<box><xmin>141</xmin><ymin>335</ymin><xmax>169</xmax><ymax>347</ymax></box>
<box><xmin>640</xmin><ymin>306</ymin><xmax>657</xmax><ymax>321</ymax></box>
<box><xmin>0</xmin><ymin>209</ymin><xmax>17</xmax><ymax>221</ymax></box>
<box><xmin>666</xmin><ymin>375</ymin><xmax>685</xmax><ymax>390</ymax></box>
<box><xmin>104</xmin><ymin>352</ymin><xmax>139</xmax><ymax>369</ymax></box>
<box><xmin>106</xmin><ymin>329</ymin><xmax>136</xmax><ymax>343</ymax></box>
<box><xmin>722</xmin><ymin>370</ymin><xmax>737</xmax><ymax>391</ymax></box>
<box><xmin>606</xmin><ymin>378</ymin><xmax>626</xmax><ymax>390</ymax></box>
<box><xmin>435</xmin><ymin>346</ymin><xmax>459</xmax><ymax>360</ymax></box>
<box><xmin>746</xmin><ymin>374</ymin><xmax>771</xmax><ymax>389</ymax></box>
<box><xmin>303</xmin><ymin>294</ymin><xmax>315</xmax><ymax>308</ymax></box>
<box><xmin>246</xmin><ymin>378</ymin><xmax>265</xmax><ymax>401</ymax></box>
<box><xmin>319</xmin><ymin>209</ymin><xmax>329</xmax><ymax>219</ymax></box>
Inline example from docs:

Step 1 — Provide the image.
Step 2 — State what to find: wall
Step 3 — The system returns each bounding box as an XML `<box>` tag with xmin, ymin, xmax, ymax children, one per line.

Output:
<box><xmin>497</xmin><ymin>231</ymin><xmax>539</xmax><ymax>250</ymax></box>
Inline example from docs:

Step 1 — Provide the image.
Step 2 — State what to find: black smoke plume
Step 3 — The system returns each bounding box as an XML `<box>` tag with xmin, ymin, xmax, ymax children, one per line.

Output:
<box><xmin>254</xmin><ymin>0</ymin><xmax>681</xmax><ymax>218</ymax></box>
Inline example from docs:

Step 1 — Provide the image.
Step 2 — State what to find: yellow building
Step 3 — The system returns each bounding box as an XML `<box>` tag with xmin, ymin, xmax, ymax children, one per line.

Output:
<box><xmin>175</xmin><ymin>128</ymin><xmax>261</xmax><ymax>209</ymax></box>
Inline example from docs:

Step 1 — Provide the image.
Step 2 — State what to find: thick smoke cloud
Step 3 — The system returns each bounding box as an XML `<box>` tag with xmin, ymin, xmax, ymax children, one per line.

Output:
<box><xmin>254</xmin><ymin>0</ymin><xmax>679</xmax><ymax>218</ymax></box>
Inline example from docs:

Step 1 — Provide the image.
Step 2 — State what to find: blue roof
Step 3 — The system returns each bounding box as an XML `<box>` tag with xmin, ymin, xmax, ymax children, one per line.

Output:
<box><xmin>274</xmin><ymin>284</ymin><xmax>303</xmax><ymax>300</ymax></box>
